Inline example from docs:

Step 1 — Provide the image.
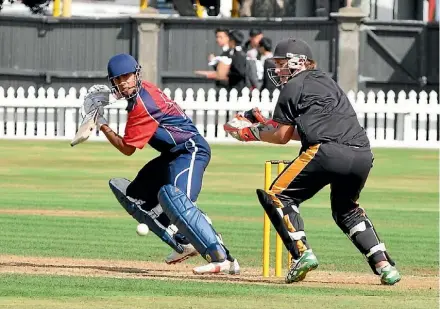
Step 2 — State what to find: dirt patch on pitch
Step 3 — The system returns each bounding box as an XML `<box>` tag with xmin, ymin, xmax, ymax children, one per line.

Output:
<box><xmin>0</xmin><ymin>209</ymin><xmax>264</xmax><ymax>223</ymax></box>
<box><xmin>0</xmin><ymin>255</ymin><xmax>436</xmax><ymax>291</ymax></box>
<box><xmin>0</xmin><ymin>209</ymin><xmax>124</xmax><ymax>218</ymax></box>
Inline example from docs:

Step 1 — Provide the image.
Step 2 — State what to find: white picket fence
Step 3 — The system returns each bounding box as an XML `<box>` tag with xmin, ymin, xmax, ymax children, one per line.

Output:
<box><xmin>0</xmin><ymin>86</ymin><xmax>439</xmax><ymax>148</ymax></box>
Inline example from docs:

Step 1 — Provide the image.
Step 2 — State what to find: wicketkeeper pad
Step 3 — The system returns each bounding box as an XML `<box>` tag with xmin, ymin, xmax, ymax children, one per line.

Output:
<box><xmin>333</xmin><ymin>207</ymin><xmax>396</xmax><ymax>275</ymax></box>
<box><xmin>257</xmin><ymin>189</ymin><xmax>309</xmax><ymax>259</ymax></box>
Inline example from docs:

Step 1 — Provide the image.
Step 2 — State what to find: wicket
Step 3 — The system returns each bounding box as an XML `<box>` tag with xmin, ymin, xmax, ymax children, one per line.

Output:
<box><xmin>263</xmin><ymin>160</ymin><xmax>292</xmax><ymax>277</ymax></box>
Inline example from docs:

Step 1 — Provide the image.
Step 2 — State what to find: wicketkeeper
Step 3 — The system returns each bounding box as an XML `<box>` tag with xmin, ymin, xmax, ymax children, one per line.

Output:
<box><xmin>81</xmin><ymin>53</ymin><xmax>239</xmax><ymax>275</ymax></box>
<box><xmin>225</xmin><ymin>38</ymin><xmax>401</xmax><ymax>285</ymax></box>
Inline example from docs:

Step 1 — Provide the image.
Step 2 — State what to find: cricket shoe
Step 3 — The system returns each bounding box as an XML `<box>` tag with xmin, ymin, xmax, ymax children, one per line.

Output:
<box><xmin>192</xmin><ymin>259</ymin><xmax>240</xmax><ymax>275</ymax></box>
<box><xmin>379</xmin><ymin>265</ymin><xmax>401</xmax><ymax>285</ymax></box>
<box><xmin>165</xmin><ymin>243</ymin><xmax>198</xmax><ymax>264</ymax></box>
<box><xmin>285</xmin><ymin>249</ymin><xmax>319</xmax><ymax>283</ymax></box>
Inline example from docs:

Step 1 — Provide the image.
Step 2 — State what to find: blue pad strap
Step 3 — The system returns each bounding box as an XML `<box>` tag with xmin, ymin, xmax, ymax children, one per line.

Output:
<box><xmin>158</xmin><ymin>185</ymin><xmax>227</xmax><ymax>263</ymax></box>
<box><xmin>109</xmin><ymin>178</ymin><xmax>183</xmax><ymax>254</ymax></box>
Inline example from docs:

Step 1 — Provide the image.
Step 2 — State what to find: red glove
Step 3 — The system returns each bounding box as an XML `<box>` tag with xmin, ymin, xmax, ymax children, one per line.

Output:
<box><xmin>224</xmin><ymin>114</ymin><xmax>261</xmax><ymax>142</ymax></box>
<box><xmin>243</xmin><ymin>107</ymin><xmax>279</xmax><ymax>129</ymax></box>
<box><xmin>237</xmin><ymin>126</ymin><xmax>261</xmax><ymax>142</ymax></box>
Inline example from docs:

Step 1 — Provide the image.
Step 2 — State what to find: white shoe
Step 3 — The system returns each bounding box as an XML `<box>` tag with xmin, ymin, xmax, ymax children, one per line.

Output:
<box><xmin>229</xmin><ymin>259</ymin><xmax>240</xmax><ymax>275</ymax></box>
<box><xmin>192</xmin><ymin>259</ymin><xmax>240</xmax><ymax>275</ymax></box>
<box><xmin>165</xmin><ymin>243</ymin><xmax>198</xmax><ymax>264</ymax></box>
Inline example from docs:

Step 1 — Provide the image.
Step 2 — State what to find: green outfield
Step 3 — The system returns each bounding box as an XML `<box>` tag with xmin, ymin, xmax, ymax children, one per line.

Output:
<box><xmin>0</xmin><ymin>140</ymin><xmax>438</xmax><ymax>309</ymax></box>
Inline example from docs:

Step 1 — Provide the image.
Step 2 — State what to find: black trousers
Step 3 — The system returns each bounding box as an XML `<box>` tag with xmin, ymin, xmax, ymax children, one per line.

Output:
<box><xmin>270</xmin><ymin>142</ymin><xmax>373</xmax><ymax>214</ymax></box>
<box><xmin>266</xmin><ymin>142</ymin><xmax>374</xmax><ymax>259</ymax></box>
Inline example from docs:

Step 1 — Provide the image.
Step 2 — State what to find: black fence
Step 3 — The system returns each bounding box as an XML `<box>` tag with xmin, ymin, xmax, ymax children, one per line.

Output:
<box><xmin>0</xmin><ymin>15</ymin><xmax>136</xmax><ymax>91</ymax></box>
<box><xmin>359</xmin><ymin>20</ymin><xmax>439</xmax><ymax>93</ymax></box>
<box><xmin>157</xmin><ymin>17</ymin><xmax>338</xmax><ymax>92</ymax></box>
<box><xmin>0</xmin><ymin>14</ymin><xmax>437</xmax><ymax>94</ymax></box>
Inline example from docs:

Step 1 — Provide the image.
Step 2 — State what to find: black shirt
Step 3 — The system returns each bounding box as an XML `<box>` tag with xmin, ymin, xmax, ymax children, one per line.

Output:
<box><xmin>272</xmin><ymin>69</ymin><xmax>370</xmax><ymax>149</ymax></box>
<box><xmin>227</xmin><ymin>47</ymin><xmax>247</xmax><ymax>92</ymax></box>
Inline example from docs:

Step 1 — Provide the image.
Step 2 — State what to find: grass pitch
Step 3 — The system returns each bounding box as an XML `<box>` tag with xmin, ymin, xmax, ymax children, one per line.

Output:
<box><xmin>0</xmin><ymin>140</ymin><xmax>438</xmax><ymax>308</ymax></box>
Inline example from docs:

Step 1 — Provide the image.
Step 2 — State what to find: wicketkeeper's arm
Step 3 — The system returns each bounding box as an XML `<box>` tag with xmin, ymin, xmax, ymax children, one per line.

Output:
<box><xmin>291</xmin><ymin>127</ymin><xmax>301</xmax><ymax>141</ymax></box>
<box><xmin>259</xmin><ymin>124</ymin><xmax>295</xmax><ymax>144</ymax></box>
<box><xmin>100</xmin><ymin>125</ymin><xmax>136</xmax><ymax>156</ymax></box>
<box><xmin>243</xmin><ymin>107</ymin><xmax>299</xmax><ymax>143</ymax></box>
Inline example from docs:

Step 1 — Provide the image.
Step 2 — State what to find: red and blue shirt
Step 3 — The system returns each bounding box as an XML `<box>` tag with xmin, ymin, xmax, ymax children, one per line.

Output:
<box><xmin>123</xmin><ymin>81</ymin><xmax>199</xmax><ymax>153</ymax></box>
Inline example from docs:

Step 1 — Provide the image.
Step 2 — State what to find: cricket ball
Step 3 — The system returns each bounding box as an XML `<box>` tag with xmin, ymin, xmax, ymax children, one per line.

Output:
<box><xmin>136</xmin><ymin>223</ymin><xmax>149</xmax><ymax>236</ymax></box>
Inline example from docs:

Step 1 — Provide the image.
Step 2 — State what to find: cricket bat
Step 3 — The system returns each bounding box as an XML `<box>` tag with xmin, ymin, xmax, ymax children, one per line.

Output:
<box><xmin>70</xmin><ymin>108</ymin><xmax>99</xmax><ymax>147</ymax></box>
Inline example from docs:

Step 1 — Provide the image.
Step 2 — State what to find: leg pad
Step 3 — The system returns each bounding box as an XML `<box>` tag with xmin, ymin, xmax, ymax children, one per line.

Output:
<box><xmin>158</xmin><ymin>185</ymin><xmax>227</xmax><ymax>262</ymax></box>
<box><xmin>109</xmin><ymin>178</ymin><xmax>184</xmax><ymax>254</ymax></box>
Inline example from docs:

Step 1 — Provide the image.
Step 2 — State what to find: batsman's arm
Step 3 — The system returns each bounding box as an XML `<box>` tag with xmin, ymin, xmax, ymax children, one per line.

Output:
<box><xmin>100</xmin><ymin>125</ymin><xmax>136</xmax><ymax>156</ymax></box>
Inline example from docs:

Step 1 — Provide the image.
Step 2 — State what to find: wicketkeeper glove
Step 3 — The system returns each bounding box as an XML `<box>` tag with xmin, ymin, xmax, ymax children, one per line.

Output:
<box><xmin>224</xmin><ymin>114</ymin><xmax>262</xmax><ymax>142</ymax></box>
<box><xmin>243</xmin><ymin>107</ymin><xmax>280</xmax><ymax>129</ymax></box>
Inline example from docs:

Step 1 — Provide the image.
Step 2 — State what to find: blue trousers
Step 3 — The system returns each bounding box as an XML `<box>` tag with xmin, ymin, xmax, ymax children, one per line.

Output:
<box><xmin>126</xmin><ymin>135</ymin><xmax>211</xmax><ymax>215</ymax></box>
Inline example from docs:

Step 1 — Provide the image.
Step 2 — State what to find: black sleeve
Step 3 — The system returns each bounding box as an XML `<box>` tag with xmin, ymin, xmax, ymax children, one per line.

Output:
<box><xmin>228</xmin><ymin>53</ymin><xmax>247</xmax><ymax>84</ymax></box>
<box><xmin>272</xmin><ymin>81</ymin><xmax>302</xmax><ymax>125</ymax></box>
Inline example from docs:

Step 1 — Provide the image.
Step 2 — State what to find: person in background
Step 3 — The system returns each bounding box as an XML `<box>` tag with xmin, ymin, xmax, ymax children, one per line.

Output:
<box><xmin>257</xmin><ymin>37</ymin><xmax>277</xmax><ymax>94</ymax></box>
<box><xmin>195</xmin><ymin>30</ymin><xmax>247</xmax><ymax>92</ymax></box>
<box><xmin>208</xmin><ymin>28</ymin><xmax>230</xmax><ymax>90</ymax></box>
<box><xmin>223</xmin><ymin>30</ymin><xmax>248</xmax><ymax>92</ymax></box>
<box><xmin>208</xmin><ymin>28</ymin><xmax>230</xmax><ymax>65</ymax></box>
<box><xmin>244</xmin><ymin>28</ymin><xmax>264</xmax><ymax>60</ymax></box>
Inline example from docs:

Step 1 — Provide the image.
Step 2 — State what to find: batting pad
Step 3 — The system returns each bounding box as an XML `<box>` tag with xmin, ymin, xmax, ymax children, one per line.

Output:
<box><xmin>158</xmin><ymin>185</ymin><xmax>227</xmax><ymax>263</ymax></box>
<box><xmin>109</xmin><ymin>178</ymin><xmax>184</xmax><ymax>254</ymax></box>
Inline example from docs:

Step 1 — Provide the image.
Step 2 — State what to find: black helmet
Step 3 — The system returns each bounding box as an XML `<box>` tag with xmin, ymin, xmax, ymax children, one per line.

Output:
<box><xmin>273</xmin><ymin>38</ymin><xmax>313</xmax><ymax>60</ymax></box>
<box><xmin>268</xmin><ymin>38</ymin><xmax>313</xmax><ymax>87</ymax></box>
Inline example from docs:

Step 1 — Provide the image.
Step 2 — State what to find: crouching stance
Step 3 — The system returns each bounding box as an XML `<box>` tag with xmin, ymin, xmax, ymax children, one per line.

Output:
<box><xmin>86</xmin><ymin>53</ymin><xmax>239</xmax><ymax>275</ymax></box>
<box><xmin>225</xmin><ymin>38</ymin><xmax>400</xmax><ymax>285</ymax></box>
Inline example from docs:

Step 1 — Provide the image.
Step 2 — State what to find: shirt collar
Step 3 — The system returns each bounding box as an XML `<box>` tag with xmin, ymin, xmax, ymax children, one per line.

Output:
<box><xmin>126</xmin><ymin>97</ymin><xmax>137</xmax><ymax>112</ymax></box>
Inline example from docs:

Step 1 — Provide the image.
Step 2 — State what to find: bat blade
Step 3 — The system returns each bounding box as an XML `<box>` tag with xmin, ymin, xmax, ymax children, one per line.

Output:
<box><xmin>70</xmin><ymin>109</ymin><xmax>99</xmax><ymax>147</ymax></box>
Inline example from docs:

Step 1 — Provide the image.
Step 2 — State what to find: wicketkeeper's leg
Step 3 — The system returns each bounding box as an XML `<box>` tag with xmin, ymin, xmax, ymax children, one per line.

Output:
<box><xmin>327</xmin><ymin>144</ymin><xmax>400</xmax><ymax>285</ymax></box>
<box><xmin>329</xmin><ymin>153</ymin><xmax>396</xmax><ymax>274</ymax></box>
<box><xmin>258</xmin><ymin>144</ymin><xmax>329</xmax><ymax>260</ymax></box>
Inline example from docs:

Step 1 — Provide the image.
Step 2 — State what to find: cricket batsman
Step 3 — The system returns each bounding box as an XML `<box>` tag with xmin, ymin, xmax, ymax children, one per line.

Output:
<box><xmin>225</xmin><ymin>38</ymin><xmax>401</xmax><ymax>285</ymax></box>
<box><xmin>82</xmin><ymin>53</ymin><xmax>239</xmax><ymax>275</ymax></box>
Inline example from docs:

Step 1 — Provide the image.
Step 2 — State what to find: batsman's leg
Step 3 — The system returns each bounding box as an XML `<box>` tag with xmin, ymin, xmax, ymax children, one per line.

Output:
<box><xmin>109</xmin><ymin>177</ymin><xmax>189</xmax><ymax>254</ymax></box>
<box><xmin>329</xmin><ymin>146</ymin><xmax>401</xmax><ymax>286</ymax></box>
<box><xmin>259</xmin><ymin>145</ymin><xmax>330</xmax><ymax>283</ymax></box>
<box><xmin>109</xmin><ymin>156</ymin><xmax>197</xmax><ymax>263</ymax></box>
<box><xmin>158</xmin><ymin>185</ymin><xmax>238</xmax><ymax>274</ymax></box>
<box><xmin>164</xmin><ymin>137</ymin><xmax>239</xmax><ymax>275</ymax></box>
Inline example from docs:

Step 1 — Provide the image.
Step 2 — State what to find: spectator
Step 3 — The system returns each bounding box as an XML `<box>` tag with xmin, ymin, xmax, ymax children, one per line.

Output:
<box><xmin>244</xmin><ymin>29</ymin><xmax>263</xmax><ymax>60</ymax></box>
<box><xmin>208</xmin><ymin>28</ymin><xmax>230</xmax><ymax>90</ymax></box>
<box><xmin>239</xmin><ymin>0</ymin><xmax>253</xmax><ymax>16</ymax></box>
<box><xmin>224</xmin><ymin>30</ymin><xmax>247</xmax><ymax>92</ymax></box>
<box><xmin>258</xmin><ymin>37</ymin><xmax>273</xmax><ymax>65</ymax></box>
<box><xmin>208</xmin><ymin>28</ymin><xmax>230</xmax><ymax>64</ymax></box>
<box><xmin>255</xmin><ymin>37</ymin><xmax>272</xmax><ymax>81</ymax></box>
<box><xmin>258</xmin><ymin>37</ymin><xmax>277</xmax><ymax>94</ymax></box>
<box><xmin>195</xmin><ymin>30</ymin><xmax>247</xmax><ymax>93</ymax></box>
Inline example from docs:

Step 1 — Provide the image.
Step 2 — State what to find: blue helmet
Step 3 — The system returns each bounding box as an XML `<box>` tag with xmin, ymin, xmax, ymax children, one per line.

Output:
<box><xmin>107</xmin><ymin>53</ymin><xmax>141</xmax><ymax>99</ymax></box>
